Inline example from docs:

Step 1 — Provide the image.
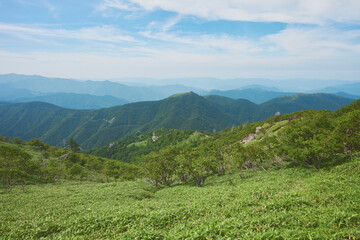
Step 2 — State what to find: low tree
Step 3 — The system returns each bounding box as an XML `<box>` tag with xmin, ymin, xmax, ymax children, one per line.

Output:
<box><xmin>69</xmin><ymin>138</ymin><xmax>80</xmax><ymax>152</ymax></box>
<box><xmin>174</xmin><ymin>152</ymin><xmax>191</xmax><ymax>183</ymax></box>
<box><xmin>187</xmin><ymin>144</ymin><xmax>217</xmax><ymax>187</ymax></box>
<box><xmin>28</xmin><ymin>138</ymin><xmax>48</xmax><ymax>151</ymax></box>
<box><xmin>280</xmin><ymin>111</ymin><xmax>341</xmax><ymax>169</ymax></box>
<box><xmin>335</xmin><ymin>110</ymin><xmax>360</xmax><ymax>158</ymax></box>
<box><xmin>0</xmin><ymin>145</ymin><xmax>36</xmax><ymax>192</ymax></box>
<box><xmin>142</xmin><ymin>146</ymin><xmax>180</xmax><ymax>188</ymax></box>
<box><xmin>13</xmin><ymin>137</ymin><xmax>24</xmax><ymax>145</ymax></box>
<box><xmin>67</xmin><ymin>163</ymin><xmax>83</xmax><ymax>180</ymax></box>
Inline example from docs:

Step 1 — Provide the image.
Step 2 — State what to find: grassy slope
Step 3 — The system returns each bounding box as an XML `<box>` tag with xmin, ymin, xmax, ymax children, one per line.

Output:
<box><xmin>1</xmin><ymin>159</ymin><xmax>359</xmax><ymax>239</ymax></box>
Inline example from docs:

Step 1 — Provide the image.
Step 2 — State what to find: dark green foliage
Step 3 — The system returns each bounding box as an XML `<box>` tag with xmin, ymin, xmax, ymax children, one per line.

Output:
<box><xmin>142</xmin><ymin>146</ymin><xmax>181</xmax><ymax>188</ymax></box>
<box><xmin>280</xmin><ymin>111</ymin><xmax>340</xmax><ymax>169</ymax></box>
<box><xmin>334</xmin><ymin>110</ymin><xmax>360</xmax><ymax>157</ymax></box>
<box><xmin>0</xmin><ymin>144</ymin><xmax>35</xmax><ymax>192</ymax></box>
<box><xmin>68</xmin><ymin>138</ymin><xmax>80</xmax><ymax>152</ymax></box>
<box><xmin>86</xmin><ymin>129</ymin><xmax>206</xmax><ymax>163</ymax></box>
<box><xmin>13</xmin><ymin>137</ymin><xmax>24</xmax><ymax>145</ymax></box>
<box><xmin>0</xmin><ymin>139</ymin><xmax>139</xmax><ymax>191</ymax></box>
<box><xmin>28</xmin><ymin>138</ymin><xmax>48</xmax><ymax>151</ymax></box>
<box><xmin>136</xmin><ymin>100</ymin><xmax>360</xmax><ymax>187</ymax></box>
<box><xmin>0</xmin><ymin>98</ymin><xmax>360</xmax><ymax>239</ymax></box>
<box><xmin>0</xmin><ymin>93</ymin><xmax>353</xmax><ymax>149</ymax></box>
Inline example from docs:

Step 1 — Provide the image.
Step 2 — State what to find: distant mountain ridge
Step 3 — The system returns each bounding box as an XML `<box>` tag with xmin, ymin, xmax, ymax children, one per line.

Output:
<box><xmin>0</xmin><ymin>74</ymin><xmax>200</xmax><ymax>103</ymax></box>
<box><xmin>319</xmin><ymin>82</ymin><xmax>360</xmax><ymax>96</ymax></box>
<box><xmin>12</xmin><ymin>93</ymin><xmax>129</xmax><ymax>109</ymax></box>
<box><xmin>0</xmin><ymin>92</ymin><xmax>353</xmax><ymax>149</ymax></box>
<box><xmin>203</xmin><ymin>88</ymin><xmax>299</xmax><ymax>104</ymax></box>
<box><xmin>1</xmin><ymin>74</ymin><xmax>359</xmax><ymax>109</ymax></box>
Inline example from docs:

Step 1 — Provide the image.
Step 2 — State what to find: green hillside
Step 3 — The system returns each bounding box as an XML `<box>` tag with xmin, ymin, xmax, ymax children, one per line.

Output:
<box><xmin>0</xmin><ymin>137</ymin><xmax>139</xmax><ymax>187</ymax></box>
<box><xmin>205</xmin><ymin>88</ymin><xmax>298</xmax><ymax>104</ymax></box>
<box><xmin>0</xmin><ymin>92</ymin><xmax>354</xmax><ymax>149</ymax></box>
<box><xmin>1</xmin><ymin>100</ymin><xmax>360</xmax><ymax>239</ymax></box>
<box><xmin>1</xmin><ymin>150</ymin><xmax>359</xmax><ymax>239</ymax></box>
<box><xmin>85</xmin><ymin>129</ymin><xmax>208</xmax><ymax>163</ymax></box>
<box><xmin>135</xmin><ymin>98</ymin><xmax>360</xmax><ymax>189</ymax></box>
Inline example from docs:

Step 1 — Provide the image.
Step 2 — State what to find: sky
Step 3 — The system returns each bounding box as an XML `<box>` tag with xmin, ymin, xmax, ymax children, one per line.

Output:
<box><xmin>0</xmin><ymin>0</ymin><xmax>359</xmax><ymax>81</ymax></box>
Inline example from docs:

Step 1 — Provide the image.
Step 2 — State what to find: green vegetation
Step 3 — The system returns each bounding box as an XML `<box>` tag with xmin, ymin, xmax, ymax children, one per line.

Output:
<box><xmin>206</xmin><ymin>88</ymin><xmax>298</xmax><ymax>104</ymax></box>
<box><xmin>135</xmin><ymin>100</ymin><xmax>360</xmax><ymax>189</ymax></box>
<box><xmin>0</xmin><ymin>138</ymin><xmax>139</xmax><ymax>193</ymax></box>
<box><xmin>86</xmin><ymin>129</ymin><xmax>207</xmax><ymax>163</ymax></box>
<box><xmin>0</xmin><ymin>92</ymin><xmax>353</xmax><ymax>149</ymax></box>
<box><xmin>1</xmin><ymin>99</ymin><xmax>360</xmax><ymax>239</ymax></box>
<box><xmin>0</xmin><ymin>159</ymin><xmax>359</xmax><ymax>239</ymax></box>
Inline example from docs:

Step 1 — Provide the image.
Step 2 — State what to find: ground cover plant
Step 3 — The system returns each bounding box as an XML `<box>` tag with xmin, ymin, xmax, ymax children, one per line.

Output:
<box><xmin>1</xmin><ymin>100</ymin><xmax>360</xmax><ymax>239</ymax></box>
<box><xmin>0</xmin><ymin>158</ymin><xmax>359</xmax><ymax>239</ymax></box>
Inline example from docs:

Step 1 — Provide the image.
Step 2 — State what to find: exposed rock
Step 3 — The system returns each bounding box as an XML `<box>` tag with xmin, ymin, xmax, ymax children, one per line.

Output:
<box><xmin>242</xmin><ymin>126</ymin><xmax>263</xmax><ymax>144</ymax></box>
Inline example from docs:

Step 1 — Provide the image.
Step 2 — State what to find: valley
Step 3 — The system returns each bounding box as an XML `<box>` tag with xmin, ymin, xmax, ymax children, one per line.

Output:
<box><xmin>0</xmin><ymin>91</ymin><xmax>353</xmax><ymax>149</ymax></box>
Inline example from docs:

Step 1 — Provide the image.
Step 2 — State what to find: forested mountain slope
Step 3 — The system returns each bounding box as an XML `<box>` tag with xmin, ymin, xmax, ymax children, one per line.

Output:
<box><xmin>0</xmin><ymin>92</ymin><xmax>353</xmax><ymax>149</ymax></box>
<box><xmin>1</xmin><ymin>100</ymin><xmax>360</xmax><ymax>240</ymax></box>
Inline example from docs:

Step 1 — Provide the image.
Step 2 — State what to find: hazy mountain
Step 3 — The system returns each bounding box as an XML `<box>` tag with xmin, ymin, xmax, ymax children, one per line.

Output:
<box><xmin>147</xmin><ymin>84</ymin><xmax>203</xmax><ymax>96</ymax></box>
<box><xmin>0</xmin><ymin>92</ymin><xmax>353</xmax><ymax>149</ymax></box>
<box><xmin>204</xmin><ymin>88</ymin><xmax>298</xmax><ymax>104</ymax></box>
<box><xmin>156</xmin><ymin>78</ymin><xmax>277</xmax><ymax>90</ymax></box>
<box><xmin>238</xmin><ymin>85</ymin><xmax>282</xmax><ymax>91</ymax></box>
<box><xmin>0</xmin><ymin>83</ymin><xmax>36</xmax><ymax>101</ymax></box>
<box><xmin>332</xmin><ymin>92</ymin><xmax>360</xmax><ymax>99</ymax></box>
<box><xmin>13</xmin><ymin>93</ymin><xmax>128</xmax><ymax>109</ymax></box>
<box><xmin>253</xmin><ymin>93</ymin><xmax>353</xmax><ymax>121</ymax></box>
<box><xmin>145</xmin><ymin>77</ymin><xmax>352</xmax><ymax>92</ymax></box>
<box><xmin>0</xmin><ymin>74</ymin><xmax>203</xmax><ymax>102</ymax></box>
<box><xmin>0</xmin><ymin>74</ymin><xmax>162</xmax><ymax>102</ymax></box>
<box><xmin>319</xmin><ymin>82</ymin><xmax>360</xmax><ymax>96</ymax></box>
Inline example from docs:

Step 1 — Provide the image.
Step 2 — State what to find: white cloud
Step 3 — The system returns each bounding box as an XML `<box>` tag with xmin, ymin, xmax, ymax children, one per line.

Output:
<box><xmin>266</xmin><ymin>26</ymin><xmax>360</xmax><ymax>57</ymax></box>
<box><xmin>0</xmin><ymin>39</ymin><xmax>359</xmax><ymax>81</ymax></box>
<box><xmin>1</xmin><ymin>1</ymin><xmax>359</xmax><ymax>81</ymax></box>
<box><xmin>98</xmin><ymin>0</ymin><xmax>360</xmax><ymax>24</ymax></box>
<box><xmin>0</xmin><ymin>23</ymin><xmax>136</xmax><ymax>43</ymax></box>
<box><xmin>140</xmin><ymin>31</ymin><xmax>262</xmax><ymax>53</ymax></box>
<box><xmin>97</xmin><ymin>0</ymin><xmax>140</xmax><ymax>12</ymax></box>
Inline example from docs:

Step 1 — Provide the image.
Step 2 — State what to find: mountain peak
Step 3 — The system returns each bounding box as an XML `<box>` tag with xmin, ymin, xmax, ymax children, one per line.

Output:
<box><xmin>167</xmin><ymin>91</ymin><xmax>198</xmax><ymax>99</ymax></box>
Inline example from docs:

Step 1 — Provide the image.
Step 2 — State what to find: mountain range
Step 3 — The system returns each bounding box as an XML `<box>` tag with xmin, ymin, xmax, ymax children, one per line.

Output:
<box><xmin>1</xmin><ymin>74</ymin><xmax>359</xmax><ymax>110</ymax></box>
<box><xmin>11</xmin><ymin>93</ymin><xmax>129</xmax><ymax>110</ymax></box>
<box><xmin>0</xmin><ymin>92</ymin><xmax>353</xmax><ymax>149</ymax></box>
<box><xmin>0</xmin><ymin>74</ymin><xmax>199</xmax><ymax>104</ymax></box>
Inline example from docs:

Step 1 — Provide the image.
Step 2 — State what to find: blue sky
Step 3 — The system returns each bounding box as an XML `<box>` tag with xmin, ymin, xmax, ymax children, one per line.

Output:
<box><xmin>0</xmin><ymin>0</ymin><xmax>359</xmax><ymax>81</ymax></box>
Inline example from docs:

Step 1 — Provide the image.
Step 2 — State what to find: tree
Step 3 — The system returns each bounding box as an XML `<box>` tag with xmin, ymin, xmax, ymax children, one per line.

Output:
<box><xmin>67</xmin><ymin>163</ymin><xmax>83</xmax><ymax>180</ymax></box>
<box><xmin>335</xmin><ymin>110</ymin><xmax>360</xmax><ymax>158</ymax></box>
<box><xmin>28</xmin><ymin>138</ymin><xmax>48</xmax><ymax>151</ymax></box>
<box><xmin>174</xmin><ymin>152</ymin><xmax>191</xmax><ymax>183</ymax></box>
<box><xmin>280</xmin><ymin>111</ymin><xmax>341</xmax><ymax>169</ymax></box>
<box><xmin>187</xmin><ymin>144</ymin><xmax>217</xmax><ymax>187</ymax></box>
<box><xmin>142</xmin><ymin>146</ymin><xmax>180</xmax><ymax>188</ymax></box>
<box><xmin>13</xmin><ymin>137</ymin><xmax>24</xmax><ymax>145</ymax></box>
<box><xmin>0</xmin><ymin>145</ymin><xmax>36</xmax><ymax>192</ymax></box>
<box><xmin>68</xmin><ymin>138</ymin><xmax>80</xmax><ymax>152</ymax></box>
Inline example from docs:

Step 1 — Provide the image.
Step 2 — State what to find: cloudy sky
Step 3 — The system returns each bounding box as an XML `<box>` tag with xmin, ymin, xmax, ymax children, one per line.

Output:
<box><xmin>0</xmin><ymin>0</ymin><xmax>359</xmax><ymax>80</ymax></box>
